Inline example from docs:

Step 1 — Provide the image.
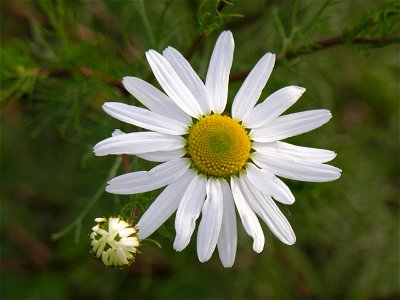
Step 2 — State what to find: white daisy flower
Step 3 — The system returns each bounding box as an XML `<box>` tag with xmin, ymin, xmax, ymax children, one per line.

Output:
<box><xmin>93</xmin><ymin>31</ymin><xmax>341</xmax><ymax>268</ymax></box>
<box><xmin>90</xmin><ymin>217</ymin><xmax>141</xmax><ymax>267</ymax></box>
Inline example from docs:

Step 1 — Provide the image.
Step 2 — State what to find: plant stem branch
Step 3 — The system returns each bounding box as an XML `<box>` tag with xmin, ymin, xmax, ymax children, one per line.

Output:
<box><xmin>184</xmin><ymin>0</ymin><xmax>228</xmax><ymax>60</ymax></box>
<box><xmin>51</xmin><ymin>156</ymin><xmax>122</xmax><ymax>242</ymax></box>
<box><xmin>229</xmin><ymin>35</ymin><xmax>399</xmax><ymax>81</ymax></box>
<box><xmin>284</xmin><ymin>35</ymin><xmax>400</xmax><ymax>59</ymax></box>
<box><xmin>37</xmin><ymin>66</ymin><xmax>127</xmax><ymax>95</ymax></box>
<box><xmin>38</xmin><ymin>35</ymin><xmax>399</xmax><ymax>88</ymax></box>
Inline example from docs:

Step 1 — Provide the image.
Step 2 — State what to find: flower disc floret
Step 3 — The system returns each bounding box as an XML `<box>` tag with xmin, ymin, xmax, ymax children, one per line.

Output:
<box><xmin>187</xmin><ymin>114</ymin><xmax>251</xmax><ymax>177</ymax></box>
<box><xmin>90</xmin><ymin>217</ymin><xmax>141</xmax><ymax>267</ymax></box>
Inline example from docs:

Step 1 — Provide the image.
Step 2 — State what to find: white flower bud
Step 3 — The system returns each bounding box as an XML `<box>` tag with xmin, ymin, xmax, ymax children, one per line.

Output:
<box><xmin>90</xmin><ymin>217</ymin><xmax>141</xmax><ymax>267</ymax></box>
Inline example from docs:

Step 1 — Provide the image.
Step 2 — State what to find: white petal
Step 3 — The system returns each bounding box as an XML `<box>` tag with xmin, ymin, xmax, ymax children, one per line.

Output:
<box><xmin>101</xmin><ymin>249</ymin><xmax>110</xmax><ymax>265</ymax></box>
<box><xmin>246</xmin><ymin>163</ymin><xmax>295</xmax><ymax>205</ymax></box>
<box><xmin>137</xmin><ymin>169</ymin><xmax>194</xmax><ymax>239</ymax></box>
<box><xmin>108</xmin><ymin>250</ymin><xmax>117</xmax><ymax>266</ymax></box>
<box><xmin>93</xmin><ymin>132</ymin><xmax>184</xmax><ymax>156</ymax></box>
<box><xmin>136</xmin><ymin>148</ymin><xmax>185</xmax><ymax>162</ymax></box>
<box><xmin>94</xmin><ymin>228</ymin><xmax>108</xmax><ymax>236</ymax></box>
<box><xmin>107</xmin><ymin>130</ymin><xmax>185</xmax><ymax>162</ymax></box>
<box><xmin>146</xmin><ymin>50</ymin><xmax>203</xmax><ymax>118</ymax></box>
<box><xmin>116</xmin><ymin>248</ymin><xmax>128</xmax><ymax>265</ymax></box>
<box><xmin>120</xmin><ymin>237</ymin><xmax>139</xmax><ymax>247</ymax></box>
<box><xmin>96</xmin><ymin>239</ymin><xmax>107</xmax><ymax>258</ymax></box>
<box><xmin>106</xmin><ymin>158</ymin><xmax>190</xmax><ymax>194</ymax></box>
<box><xmin>243</xmin><ymin>86</ymin><xmax>306</xmax><ymax>128</ymax></box>
<box><xmin>251</xmin><ymin>109</ymin><xmax>332</xmax><ymax>142</ymax></box>
<box><xmin>122</xmin><ymin>76</ymin><xmax>191</xmax><ymax>125</ymax></box>
<box><xmin>103</xmin><ymin>102</ymin><xmax>188</xmax><ymax>135</ymax></box>
<box><xmin>112</xmin><ymin>129</ymin><xmax>124</xmax><ymax>137</ymax></box>
<box><xmin>217</xmin><ymin>179</ymin><xmax>237</xmax><ymax>268</ymax></box>
<box><xmin>239</xmin><ymin>175</ymin><xmax>296</xmax><ymax>245</ymax></box>
<box><xmin>197</xmin><ymin>178</ymin><xmax>223</xmax><ymax>263</ymax></box>
<box><xmin>205</xmin><ymin>31</ymin><xmax>234</xmax><ymax>113</ymax></box>
<box><xmin>253</xmin><ymin>152</ymin><xmax>342</xmax><ymax>182</ymax></box>
<box><xmin>230</xmin><ymin>176</ymin><xmax>264</xmax><ymax>253</ymax></box>
<box><xmin>108</xmin><ymin>217</ymin><xmax>119</xmax><ymax>230</ymax></box>
<box><xmin>118</xmin><ymin>228</ymin><xmax>135</xmax><ymax>238</ymax></box>
<box><xmin>174</xmin><ymin>174</ymin><xmax>207</xmax><ymax>252</ymax></box>
<box><xmin>253</xmin><ymin>141</ymin><xmax>337</xmax><ymax>163</ymax></box>
<box><xmin>232</xmin><ymin>53</ymin><xmax>275</xmax><ymax>120</ymax></box>
<box><xmin>163</xmin><ymin>46</ymin><xmax>211</xmax><ymax>115</ymax></box>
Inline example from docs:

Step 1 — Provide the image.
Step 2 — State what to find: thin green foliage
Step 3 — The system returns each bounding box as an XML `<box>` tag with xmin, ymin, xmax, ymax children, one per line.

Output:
<box><xmin>198</xmin><ymin>0</ymin><xmax>243</xmax><ymax>36</ymax></box>
<box><xmin>343</xmin><ymin>0</ymin><xmax>400</xmax><ymax>47</ymax></box>
<box><xmin>272</xmin><ymin>1</ymin><xmax>334</xmax><ymax>58</ymax></box>
<box><xmin>143</xmin><ymin>238</ymin><xmax>163</xmax><ymax>249</ymax></box>
<box><xmin>134</xmin><ymin>0</ymin><xmax>156</xmax><ymax>46</ymax></box>
<box><xmin>1</xmin><ymin>1</ymin><xmax>399</xmax><ymax>298</ymax></box>
<box><xmin>52</xmin><ymin>156</ymin><xmax>122</xmax><ymax>242</ymax></box>
<box><xmin>0</xmin><ymin>41</ymin><xmax>39</xmax><ymax>105</ymax></box>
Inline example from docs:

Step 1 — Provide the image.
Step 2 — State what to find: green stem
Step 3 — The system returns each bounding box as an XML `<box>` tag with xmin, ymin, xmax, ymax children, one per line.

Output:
<box><xmin>301</xmin><ymin>0</ymin><xmax>333</xmax><ymax>35</ymax></box>
<box><xmin>52</xmin><ymin>156</ymin><xmax>122</xmax><ymax>242</ymax></box>
<box><xmin>229</xmin><ymin>35</ymin><xmax>400</xmax><ymax>81</ymax></box>
<box><xmin>184</xmin><ymin>0</ymin><xmax>228</xmax><ymax>60</ymax></box>
<box><xmin>136</xmin><ymin>0</ymin><xmax>155</xmax><ymax>46</ymax></box>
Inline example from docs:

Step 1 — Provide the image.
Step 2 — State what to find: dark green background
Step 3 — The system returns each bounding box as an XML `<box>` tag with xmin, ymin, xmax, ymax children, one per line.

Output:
<box><xmin>1</xmin><ymin>1</ymin><xmax>399</xmax><ymax>299</ymax></box>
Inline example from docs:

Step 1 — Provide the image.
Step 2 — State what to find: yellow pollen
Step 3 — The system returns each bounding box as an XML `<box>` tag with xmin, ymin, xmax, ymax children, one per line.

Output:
<box><xmin>187</xmin><ymin>114</ymin><xmax>251</xmax><ymax>177</ymax></box>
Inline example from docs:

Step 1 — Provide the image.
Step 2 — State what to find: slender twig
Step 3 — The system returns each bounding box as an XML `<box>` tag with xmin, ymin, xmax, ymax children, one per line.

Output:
<box><xmin>184</xmin><ymin>34</ymin><xmax>205</xmax><ymax>61</ymax></box>
<box><xmin>37</xmin><ymin>67</ymin><xmax>127</xmax><ymax>95</ymax></box>
<box><xmin>229</xmin><ymin>35</ymin><xmax>400</xmax><ymax>81</ymax></box>
<box><xmin>284</xmin><ymin>35</ymin><xmax>400</xmax><ymax>59</ymax></box>
<box><xmin>184</xmin><ymin>0</ymin><xmax>228</xmax><ymax>60</ymax></box>
<box><xmin>52</xmin><ymin>156</ymin><xmax>122</xmax><ymax>242</ymax></box>
<box><xmin>39</xmin><ymin>1</ymin><xmax>230</xmax><ymax>88</ymax></box>
<box><xmin>122</xmin><ymin>155</ymin><xmax>131</xmax><ymax>172</ymax></box>
<box><xmin>37</xmin><ymin>35</ymin><xmax>399</xmax><ymax>88</ymax></box>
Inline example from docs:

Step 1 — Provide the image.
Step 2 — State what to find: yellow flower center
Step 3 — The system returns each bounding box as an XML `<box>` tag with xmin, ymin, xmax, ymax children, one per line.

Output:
<box><xmin>187</xmin><ymin>114</ymin><xmax>251</xmax><ymax>177</ymax></box>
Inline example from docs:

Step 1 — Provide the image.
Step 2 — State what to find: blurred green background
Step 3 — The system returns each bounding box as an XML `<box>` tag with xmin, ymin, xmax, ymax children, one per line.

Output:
<box><xmin>1</xmin><ymin>0</ymin><xmax>399</xmax><ymax>299</ymax></box>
